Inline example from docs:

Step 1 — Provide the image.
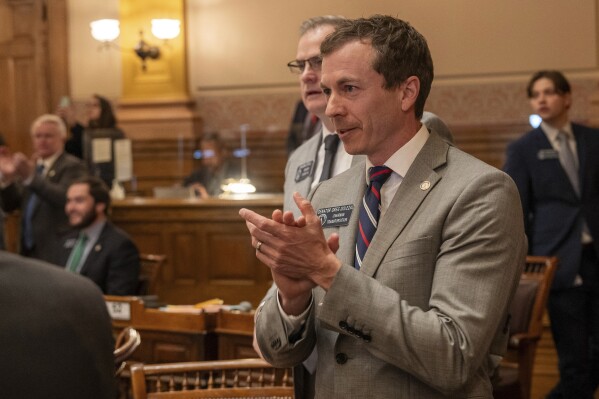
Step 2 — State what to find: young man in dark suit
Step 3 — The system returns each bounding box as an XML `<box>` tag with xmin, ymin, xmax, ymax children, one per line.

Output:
<box><xmin>0</xmin><ymin>250</ymin><xmax>116</xmax><ymax>398</ymax></box>
<box><xmin>504</xmin><ymin>70</ymin><xmax>599</xmax><ymax>399</ymax></box>
<box><xmin>0</xmin><ymin>114</ymin><xmax>87</xmax><ymax>264</ymax></box>
<box><xmin>58</xmin><ymin>175</ymin><xmax>140</xmax><ymax>295</ymax></box>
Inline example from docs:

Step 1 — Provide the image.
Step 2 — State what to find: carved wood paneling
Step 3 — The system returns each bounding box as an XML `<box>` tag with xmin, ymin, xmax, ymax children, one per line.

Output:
<box><xmin>0</xmin><ymin>0</ymin><xmax>68</xmax><ymax>153</ymax></box>
<box><xmin>110</xmin><ymin>197</ymin><xmax>282</xmax><ymax>307</ymax></box>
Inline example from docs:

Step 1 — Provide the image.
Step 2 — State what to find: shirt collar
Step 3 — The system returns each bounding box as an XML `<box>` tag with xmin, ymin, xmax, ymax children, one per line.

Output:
<box><xmin>541</xmin><ymin>121</ymin><xmax>573</xmax><ymax>142</ymax></box>
<box><xmin>37</xmin><ymin>151</ymin><xmax>62</xmax><ymax>174</ymax></box>
<box><xmin>81</xmin><ymin>220</ymin><xmax>106</xmax><ymax>245</ymax></box>
<box><xmin>321</xmin><ymin>123</ymin><xmax>334</xmax><ymax>140</ymax></box>
<box><xmin>365</xmin><ymin>124</ymin><xmax>430</xmax><ymax>181</ymax></box>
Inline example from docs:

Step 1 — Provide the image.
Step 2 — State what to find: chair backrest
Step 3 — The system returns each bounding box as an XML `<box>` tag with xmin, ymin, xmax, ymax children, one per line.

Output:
<box><xmin>129</xmin><ymin>358</ymin><xmax>293</xmax><ymax>399</ymax></box>
<box><xmin>138</xmin><ymin>254</ymin><xmax>166</xmax><ymax>296</ymax></box>
<box><xmin>114</xmin><ymin>327</ymin><xmax>141</xmax><ymax>375</ymax></box>
<box><xmin>510</xmin><ymin>256</ymin><xmax>558</xmax><ymax>346</ymax></box>
<box><xmin>493</xmin><ymin>255</ymin><xmax>558</xmax><ymax>399</ymax></box>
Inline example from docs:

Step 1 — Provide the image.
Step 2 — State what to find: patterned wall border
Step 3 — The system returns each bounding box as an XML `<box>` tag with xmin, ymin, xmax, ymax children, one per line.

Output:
<box><xmin>194</xmin><ymin>78</ymin><xmax>599</xmax><ymax>132</ymax></box>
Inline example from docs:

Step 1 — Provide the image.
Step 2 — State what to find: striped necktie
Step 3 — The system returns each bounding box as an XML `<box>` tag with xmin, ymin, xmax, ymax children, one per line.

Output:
<box><xmin>354</xmin><ymin>166</ymin><xmax>393</xmax><ymax>270</ymax></box>
<box><xmin>67</xmin><ymin>232</ymin><xmax>88</xmax><ymax>273</ymax></box>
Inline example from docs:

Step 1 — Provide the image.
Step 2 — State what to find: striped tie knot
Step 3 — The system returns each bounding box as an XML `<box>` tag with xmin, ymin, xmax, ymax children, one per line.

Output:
<box><xmin>368</xmin><ymin>166</ymin><xmax>392</xmax><ymax>198</ymax></box>
<box><xmin>354</xmin><ymin>165</ymin><xmax>392</xmax><ymax>269</ymax></box>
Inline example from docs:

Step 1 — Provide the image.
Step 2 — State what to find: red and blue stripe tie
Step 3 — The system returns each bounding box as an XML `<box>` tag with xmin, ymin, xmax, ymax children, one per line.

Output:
<box><xmin>354</xmin><ymin>166</ymin><xmax>393</xmax><ymax>269</ymax></box>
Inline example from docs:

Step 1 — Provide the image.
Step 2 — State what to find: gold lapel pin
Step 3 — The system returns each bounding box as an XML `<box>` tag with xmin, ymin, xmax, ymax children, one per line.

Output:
<box><xmin>94</xmin><ymin>244</ymin><xmax>102</xmax><ymax>252</ymax></box>
<box><xmin>420</xmin><ymin>181</ymin><xmax>431</xmax><ymax>191</ymax></box>
<box><xmin>48</xmin><ymin>170</ymin><xmax>56</xmax><ymax>177</ymax></box>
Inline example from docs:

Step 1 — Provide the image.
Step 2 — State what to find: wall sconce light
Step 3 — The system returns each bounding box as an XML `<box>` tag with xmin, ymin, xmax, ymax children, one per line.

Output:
<box><xmin>89</xmin><ymin>18</ymin><xmax>181</xmax><ymax>71</ymax></box>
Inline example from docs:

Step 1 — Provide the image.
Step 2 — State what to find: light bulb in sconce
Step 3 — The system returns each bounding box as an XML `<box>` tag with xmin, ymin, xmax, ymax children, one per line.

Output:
<box><xmin>90</xmin><ymin>19</ymin><xmax>120</xmax><ymax>43</ymax></box>
<box><xmin>89</xmin><ymin>17</ymin><xmax>180</xmax><ymax>71</ymax></box>
<box><xmin>151</xmin><ymin>19</ymin><xmax>181</xmax><ymax>40</ymax></box>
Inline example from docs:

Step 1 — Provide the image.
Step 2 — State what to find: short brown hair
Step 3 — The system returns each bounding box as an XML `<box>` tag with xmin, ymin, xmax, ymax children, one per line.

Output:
<box><xmin>320</xmin><ymin>15</ymin><xmax>434</xmax><ymax>119</ymax></box>
<box><xmin>526</xmin><ymin>70</ymin><xmax>571</xmax><ymax>98</ymax></box>
<box><xmin>70</xmin><ymin>176</ymin><xmax>111</xmax><ymax>214</ymax></box>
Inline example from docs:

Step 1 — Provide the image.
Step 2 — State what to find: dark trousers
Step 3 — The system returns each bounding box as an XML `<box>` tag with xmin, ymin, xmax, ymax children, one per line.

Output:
<box><xmin>547</xmin><ymin>244</ymin><xmax>599</xmax><ymax>399</ymax></box>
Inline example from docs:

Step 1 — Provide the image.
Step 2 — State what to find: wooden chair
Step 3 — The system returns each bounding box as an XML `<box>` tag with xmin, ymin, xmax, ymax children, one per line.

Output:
<box><xmin>137</xmin><ymin>254</ymin><xmax>166</xmax><ymax>296</ymax></box>
<box><xmin>493</xmin><ymin>256</ymin><xmax>558</xmax><ymax>399</ymax></box>
<box><xmin>130</xmin><ymin>358</ymin><xmax>294</xmax><ymax>399</ymax></box>
<box><xmin>114</xmin><ymin>327</ymin><xmax>141</xmax><ymax>376</ymax></box>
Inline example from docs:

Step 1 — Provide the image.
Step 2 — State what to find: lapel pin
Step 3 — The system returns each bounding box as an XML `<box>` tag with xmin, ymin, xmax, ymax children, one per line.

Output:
<box><xmin>420</xmin><ymin>181</ymin><xmax>431</xmax><ymax>191</ymax></box>
<box><xmin>94</xmin><ymin>244</ymin><xmax>102</xmax><ymax>252</ymax></box>
<box><xmin>48</xmin><ymin>170</ymin><xmax>56</xmax><ymax>177</ymax></box>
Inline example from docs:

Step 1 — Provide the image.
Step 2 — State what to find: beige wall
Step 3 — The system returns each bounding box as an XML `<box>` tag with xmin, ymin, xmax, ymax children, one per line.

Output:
<box><xmin>68</xmin><ymin>0</ymin><xmax>599</xmax><ymax>131</ymax></box>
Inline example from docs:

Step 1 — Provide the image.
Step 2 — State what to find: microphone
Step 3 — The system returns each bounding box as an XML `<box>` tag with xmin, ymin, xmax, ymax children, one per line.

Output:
<box><xmin>226</xmin><ymin>301</ymin><xmax>252</xmax><ymax>312</ymax></box>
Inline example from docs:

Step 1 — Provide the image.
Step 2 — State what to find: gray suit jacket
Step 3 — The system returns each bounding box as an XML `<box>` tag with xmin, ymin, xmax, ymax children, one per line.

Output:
<box><xmin>256</xmin><ymin>133</ymin><xmax>526</xmax><ymax>398</ymax></box>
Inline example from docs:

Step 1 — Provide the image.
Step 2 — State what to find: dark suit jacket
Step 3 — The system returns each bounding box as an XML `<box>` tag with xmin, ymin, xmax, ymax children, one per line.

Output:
<box><xmin>286</xmin><ymin>100</ymin><xmax>310</xmax><ymax>154</ymax></box>
<box><xmin>504</xmin><ymin>123</ymin><xmax>599</xmax><ymax>289</ymax></box>
<box><xmin>0</xmin><ymin>250</ymin><xmax>116</xmax><ymax>398</ymax></box>
<box><xmin>58</xmin><ymin>221</ymin><xmax>140</xmax><ymax>295</ymax></box>
<box><xmin>0</xmin><ymin>152</ymin><xmax>87</xmax><ymax>264</ymax></box>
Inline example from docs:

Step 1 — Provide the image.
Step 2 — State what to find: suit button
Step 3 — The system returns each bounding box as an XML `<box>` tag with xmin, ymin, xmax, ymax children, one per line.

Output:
<box><xmin>336</xmin><ymin>353</ymin><xmax>348</xmax><ymax>364</ymax></box>
<box><xmin>339</xmin><ymin>321</ymin><xmax>348</xmax><ymax>330</ymax></box>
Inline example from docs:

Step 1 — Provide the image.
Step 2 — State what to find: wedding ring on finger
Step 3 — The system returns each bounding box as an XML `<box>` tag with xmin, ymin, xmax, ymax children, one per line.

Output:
<box><xmin>255</xmin><ymin>241</ymin><xmax>263</xmax><ymax>252</ymax></box>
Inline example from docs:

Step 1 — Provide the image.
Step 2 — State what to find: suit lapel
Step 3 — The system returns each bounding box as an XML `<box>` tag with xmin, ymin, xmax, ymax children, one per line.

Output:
<box><xmin>336</xmin><ymin>166</ymin><xmax>368</xmax><ymax>267</ymax></box>
<box><xmin>572</xmin><ymin>124</ymin><xmax>586</xmax><ymax>194</ymax></box>
<box><xmin>296</xmin><ymin>132</ymin><xmax>322</xmax><ymax>197</ymax></box>
<box><xmin>360</xmin><ymin>134</ymin><xmax>448</xmax><ymax>277</ymax></box>
<box><xmin>79</xmin><ymin>224</ymin><xmax>107</xmax><ymax>275</ymax></box>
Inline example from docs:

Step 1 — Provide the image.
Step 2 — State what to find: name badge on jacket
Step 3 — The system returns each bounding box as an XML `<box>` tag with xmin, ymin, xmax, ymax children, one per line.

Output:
<box><xmin>295</xmin><ymin>161</ymin><xmax>313</xmax><ymax>182</ymax></box>
<box><xmin>317</xmin><ymin>205</ymin><xmax>354</xmax><ymax>228</ymax></box>
<box><xmin>537</xmin><ymin>149</ymin><xmax>559</xmax><ymax>160</ymax></box>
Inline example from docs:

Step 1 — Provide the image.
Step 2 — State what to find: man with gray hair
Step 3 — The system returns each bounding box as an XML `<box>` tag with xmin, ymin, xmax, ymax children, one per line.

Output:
<box><xmin>0</xmin><ymin>114</ymin><xmax>87</xmax><ymax>263</ymax></box>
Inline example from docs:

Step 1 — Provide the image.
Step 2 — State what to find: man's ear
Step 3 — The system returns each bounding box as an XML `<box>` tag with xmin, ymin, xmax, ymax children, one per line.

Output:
<box><xmin>564</xmin><ymin>92</ymin><xmax>573</xmax><ymax>110</ymax></box>
<box><xmin>399</xmin><ymin>76</ymin><xmax>420</xmax><ymax>112</ymax></box>
<box><xmin>96</xmin><ymin>202</ymin><xmax>107</xmax><ymax>215</ymax></box>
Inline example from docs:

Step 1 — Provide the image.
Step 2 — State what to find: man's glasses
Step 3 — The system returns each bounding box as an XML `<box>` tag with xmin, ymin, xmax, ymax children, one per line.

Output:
<box><xmin>287</xmin><ymin>56</ymin><xmax>322</xmax><ymax>74</ymax></box>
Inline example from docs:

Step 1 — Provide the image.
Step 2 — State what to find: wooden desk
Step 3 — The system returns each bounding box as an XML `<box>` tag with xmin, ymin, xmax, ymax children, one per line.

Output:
<box><xmin>105</xmin><ymin>295</ymin><xmax>217</xmax><ymax>363</ymax></box>
<box><xmin>110</xmin><ymin>195</ymin><xmax>282</xmax><ymax>306</ymax></box>
<box><xmin>216</xmin><ymin>310</ymin><xmax>257</xmax><ymax>360</ymax></box>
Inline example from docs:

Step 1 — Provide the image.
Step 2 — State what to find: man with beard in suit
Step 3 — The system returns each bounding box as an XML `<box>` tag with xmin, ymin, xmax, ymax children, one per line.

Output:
<box><xmin>58</xmin><ymin>175</ymin><xmax>139</xmax><ymax>295</ymax></box>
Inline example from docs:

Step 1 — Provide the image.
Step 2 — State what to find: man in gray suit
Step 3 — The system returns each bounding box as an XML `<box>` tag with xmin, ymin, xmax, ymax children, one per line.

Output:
<box><xmin>241</xmin><ymin>15</ymin><xmax>525</xmax><ymax>398</ymax></box>
<box><xmin>0</xmin><ymin>114</ymin><xmax>87</xmax><ymax>264</ymax></box>
<box><xmin>261</xmin><ymin>16</ymin><xmax>353</xmax><ymax>399</ymax></box>
<box><xmin>283</xmin><ymin>16</ymin><xmax>354</xmax><ymax>218</ymax></box>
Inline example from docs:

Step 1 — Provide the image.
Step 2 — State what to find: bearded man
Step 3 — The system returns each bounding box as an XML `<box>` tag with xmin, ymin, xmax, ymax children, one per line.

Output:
<box><xmin>59</xmin><ymin>176</ymin><xmax>140</xmax><ymax>295</ymax></box>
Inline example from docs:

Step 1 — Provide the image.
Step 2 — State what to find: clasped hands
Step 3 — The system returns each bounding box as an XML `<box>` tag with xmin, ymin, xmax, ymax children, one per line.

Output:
<box><xmin>0</xmin><ymin>149</ymin><xmax>36</xmax><ymax>185</ymax></box>
<box><xmin>239</xmin><ymin>192</ymin><xmax>341</xmax><ymax>315</ymax></box>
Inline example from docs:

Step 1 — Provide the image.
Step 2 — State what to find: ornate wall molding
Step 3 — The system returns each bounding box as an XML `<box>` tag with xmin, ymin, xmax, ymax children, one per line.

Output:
<box><xmin>194</xmin><ymin>77</ymin><xmax>599</xmax><ymax>133</ymax></box>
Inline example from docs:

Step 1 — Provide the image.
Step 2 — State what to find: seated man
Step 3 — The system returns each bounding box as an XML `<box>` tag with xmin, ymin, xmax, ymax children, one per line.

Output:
<box><xmin>58</xmin><ymin>175</ymin><xmax>140</xmax><ymax>295</ymax></box>
<box><xmin>0</xmin><ymin>250</ymin><xmax>116</xmax><ymax>398</ymax></box>
<box><xmin>183</xmin><ymin>132</ymin><xmax>240</xmax><ymax>198</ymax></box>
